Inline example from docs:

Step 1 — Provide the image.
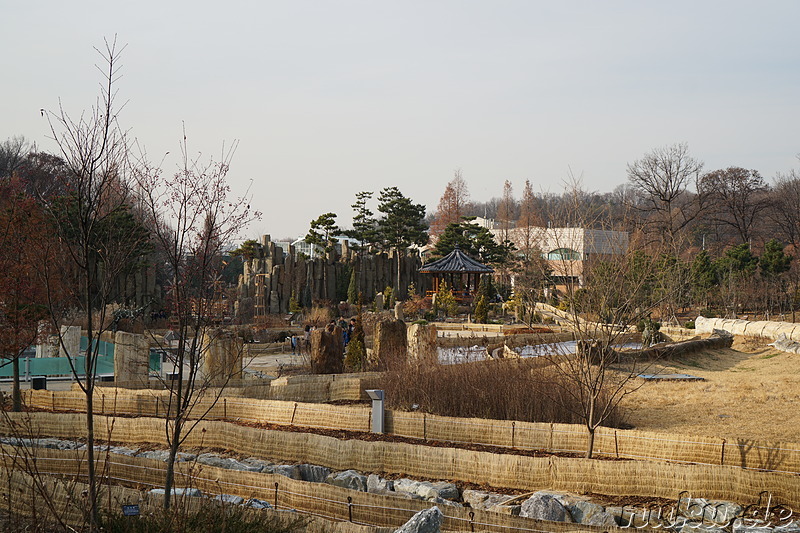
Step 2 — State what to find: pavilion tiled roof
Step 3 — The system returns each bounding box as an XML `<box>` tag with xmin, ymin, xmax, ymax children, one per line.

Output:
<box><xmin>419</xmin><ymin>247</ymin><xmax>494</xmax><ymax>274</ymax></box>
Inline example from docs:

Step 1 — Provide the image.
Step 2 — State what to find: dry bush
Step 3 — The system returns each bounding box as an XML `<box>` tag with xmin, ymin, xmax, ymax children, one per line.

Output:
<box><xmin>306</xmin><ymin>306</ymin><xmax>333</xmax><ymax>327</ymax></box>
<box><xmin>254</xmin><ymin>314</ymin><xmax>291</xmax><ymax>328</ymax></box>
<box><xmin>382</xmin><ymin>358</ymin><xmax>626</xmax><ymax>426</ymax></box>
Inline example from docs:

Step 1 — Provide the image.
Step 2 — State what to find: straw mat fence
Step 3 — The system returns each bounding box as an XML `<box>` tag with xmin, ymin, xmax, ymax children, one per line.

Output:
<box><xmin>24</xmin><ymin>389</ymin><xmax>800</xmax><ymax>476</ymax></box>
<box><xmin>2</xmin><ymin>412</ymin><xmax>799</xmax><ymax>512</ymax></box>
<box><xmin>107</xmin><ymin>372</ymin><xmax>383</xmax><ymax>403</ymax></box>
<box><xmin>0</xmin><ymin>444</ymin><xmax>608</xmax><ymax>533</ymax></box>
<box><xmin>0</xmin><ymin>465</ymin><xmax>384</xmax><ymax>533</ymax></box>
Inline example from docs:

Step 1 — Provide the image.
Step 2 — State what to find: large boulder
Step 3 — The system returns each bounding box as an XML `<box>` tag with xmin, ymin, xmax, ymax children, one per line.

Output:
<box><xmin>395</xmin><ymin>506</ymin><xmax>443</xmax><ymax>533</ymax></box>
<box><xmin>520</xmin><ymin>492</ymin><xmax>573</xmax><ymax>522</ymax></box>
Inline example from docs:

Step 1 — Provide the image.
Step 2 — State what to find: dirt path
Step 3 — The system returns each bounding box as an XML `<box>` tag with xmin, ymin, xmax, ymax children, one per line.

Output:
<box><xmin>621</xmin><ymin>338</ymin><xmax>800</xmax><ymax>442</ymax></box>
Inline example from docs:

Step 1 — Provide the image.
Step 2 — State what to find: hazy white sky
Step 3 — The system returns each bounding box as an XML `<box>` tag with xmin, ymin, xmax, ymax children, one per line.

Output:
<box><xmin>3</xmin><ymin>1</ymin><xmax>800</xmax><ymax>238</ymax></box>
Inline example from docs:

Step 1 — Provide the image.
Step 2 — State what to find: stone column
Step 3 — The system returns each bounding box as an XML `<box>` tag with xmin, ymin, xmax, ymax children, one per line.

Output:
<box><xmin>60</xmin><ymin>325</ymin><xmax>81</xmax><ymax>358</ymax></box>
<box><xmin>371</xmin><ymin>319</ymin><xmax>407</xmax><ymax>369</ymax></box>
<box><xmin>114</xmin><ymin>331</ymin><xmax>150</xmax><ymax>384</ymax></box>
<box><xmin>407</xmin><ymin>323</ymin><xmax>437</xmax><ymax>364</ymax></box>
<box><xmin>202</xmin><ymin>331</ymin><xmax>243</xmax><ymax>386</ymax></box>
<box><xmin>310</xmin><ymin>326</ymin><xmax>344</xmax><ymax>374</ymax></box>
<box><xmin>394</xmin><ymin>301</ymin><xmax>404</xmax><ymax>321</ymax></box>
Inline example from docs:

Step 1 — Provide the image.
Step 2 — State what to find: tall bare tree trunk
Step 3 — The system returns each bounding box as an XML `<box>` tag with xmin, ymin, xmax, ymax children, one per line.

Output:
<box><xmin>12</xmin><ymin>357</ymin><xmax>21</xmax><ymax>412</ymax></box>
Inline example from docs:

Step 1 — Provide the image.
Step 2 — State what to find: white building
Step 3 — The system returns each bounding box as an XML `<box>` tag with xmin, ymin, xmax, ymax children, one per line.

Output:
<box><xmin>493</xmin><ymin>226</ymin><xmax>629</xmax><ymax>288</ymax></box>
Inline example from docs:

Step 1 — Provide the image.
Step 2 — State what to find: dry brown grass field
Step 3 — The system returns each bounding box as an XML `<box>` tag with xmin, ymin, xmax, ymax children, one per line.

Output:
<box><xmin>621</xmin><ymin>337</ymin><xmax>800</xmax><ymax>442</ymax></box>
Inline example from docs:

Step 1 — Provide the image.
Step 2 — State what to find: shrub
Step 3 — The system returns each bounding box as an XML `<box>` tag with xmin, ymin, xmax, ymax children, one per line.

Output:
<box><xmin>288</xmin><ymin>292</ymin><xmax>302</xmax><ymax>313</ymax></box>
<box><xmin>383</xmin><ymin>286</ymin><xmax>395</xmax><ymax>309</ymax></box>
<box><xmin>684</xmin><ymin>320</ymin><xmax>696</xmax><ymax>329</ymax></box>
<box><xmin>344</xmin><ymin>338</ymin><xmax>366</xmax><ymax>371</ymax></box>
<box><xmin>636</xmin><ymin>317</ymin><xmax>661</xmax><ymax>333</ymax></box>
<box><xmin>347</xmin><ymin>268</ymin><xmax>358</xmax><ymax>304</ymax></box>
<box><xmin>435</xmin><ymin>282</ymin><xmax>458</xmax><ymax>317</ymax></box>
<box><xmin>402</xmin><ymin>284</ymin><xmax>431</xmax><ymax>321</ymax></box>
<box><xmin>382</xmin><ymin>358</ymin><xmax>625</xmax><ymax>427</ymax></box>
<box><xmin>473</xmin><ymin>295</ymin><xmax>488</xmax><ymax>324</ymax></box>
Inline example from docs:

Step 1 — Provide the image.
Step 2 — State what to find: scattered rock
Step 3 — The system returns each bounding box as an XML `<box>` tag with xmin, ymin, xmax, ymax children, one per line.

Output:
<box><xmin>585</xmin><ymin>511</ymin><xmax>619</xmax><ymax>528</ymax></box>
<box><xmin>680</xmin><ymin>498</ymin><xmax>743</xmax><ymax>524</ymax></box>
<box><xmin>395</xmin><ymin>506</ymin><xmax>443</xmax><ymax>533</ymax></box>
<box><xmin>564</xmin><ymin>499</ymin><xmax>606</xmax><ymax>524</ymax></box>
<box><xmin>367</xmin><ymin>474</ymin><xmax>394</xmax><ymax>494</ymax></box>
<box><xmin>680</xmin><ymin>522</ymin><xmax>727</xmax><ymax>533</ymax></box>
<box><xmin>520</xmin><ymin>492</ymin><xmax>573</xmax><ymax>522</ymax></box>
<box><xmin>137</xmin><ymin>450</ymin><xmax>196</xmax><ymax>462</ymax></box>
<box><xmin>428</xmin><ymin>481</ymin><xmax>459</xmax><ymax>501</ymax></box>
<box><xmin>215</xmin><ymin>494</ymin><xmax>244</xmax><ymax>505</ymax></box>
<box><xmin>197</xmin><ymin>453</ymin><xmax>262</xmax><ymax>472</ymax></box>
<box><xmin>325</xmin><ymin>469</ymin><xmax>367</xmax><ymax>492</ymax></box>
<box><xmin>489</xmin><ymin>504</ymin><xmax>521</xmax><ymax>516</ymax></box>
<box><xmin>429</xmin><ymin>496</ymin><xmax>462</xmax><ymax>508</ymax></box>
<box><xmin>149</xmin><ymin>487</ymin><xmax>202</xmax><ymax>497</ymax></box>
<box><xmin>394</xmin><ymin>478</ymin><xmax>421</xmax><ymax>496</ymax></box>
<box><xmin>241</xmin><ymin>457</ymin><xmax>274</xmax><ymax>471</ymax></box>
<box><xmin>265</xmin><ymin>464</ymin><xmax>302</xmax><ymax>480</ymax></box>
<box><xmin>245</xmin><ymin>498</ymin><xmax>273</xmax><ymax>510</ymax></box>
<box><xmin>105</xmin><ymin>446</ymin><xmax>139</xmax><ymax>456</ymax></box>
<box><xmin>298</xmin><ymin>464</ymin><xmax>331</xmax><ymax>483</ymax></box>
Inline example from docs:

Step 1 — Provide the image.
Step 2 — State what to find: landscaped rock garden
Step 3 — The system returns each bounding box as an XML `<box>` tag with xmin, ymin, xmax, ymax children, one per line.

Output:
<box><xmin>2</xmin><ymin>437</ymin><xmax>797</xmax><ymax>532</ymax></box>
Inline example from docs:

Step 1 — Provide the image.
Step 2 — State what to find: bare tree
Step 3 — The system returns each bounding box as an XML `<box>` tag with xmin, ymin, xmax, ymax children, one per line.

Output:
<box><xmin>536</xmin><ymin>182</ymin><xmax>662</xmax><ymax>458</ymax></box>
<box><xmin>545</xmin><ymin>242</ymin><xmax>662</xmax><ymax>457</ymax></box>
<box><xmin>430</xmin><ymin>169</ymin><xmax>470</xmax><ymax>235</ymax></box>
<box><xmin>133</xmin><ymin>130</ymin><xmax>257</xmax><ymax>509</ymax></box>
<box><xmin>39</xmin><ymin>37</ymin><xmax>151</xmax><ymax>528</ymax></box>
<box><xmin>516</xmin><ymin>179</ymin><xmax>543</xmax><ymax>258</ymax></box>
<box><xmin>497</xmin><ymin>179</ymin><xmax>515</xmax><ymax>242</ymax></box>
<box><xmin>627</xmin><ymin>143</ymin><xmax>704</xmax><ymax>251</ymax></box>
<box><xmin>698</xmin><ymin>167</ymin><xmax>771</xmax><ymax>244</ymax></box>
<box><xmin>0</xmin><ymin>136</ymin><xmax>31</xmax><ymax>178</ymax></box>
<box><xmin>770</xmin><ymin>169</ymin><xmax>800</xmax><ymax>249</ymax></box>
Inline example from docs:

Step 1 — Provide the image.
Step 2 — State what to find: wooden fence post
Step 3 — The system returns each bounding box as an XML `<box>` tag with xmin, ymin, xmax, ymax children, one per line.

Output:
<box><xmin>721</xmin><ymin>438</ymin><xmax>726</xmax><ymax>465</ymax></box>
<box><xmin>614</xmin><ymin>431</ymin><xmax>619</xmax><ymax>458</ymax></box>
<box><xmin>511</xmin><ymin>422</ymin><xmax>516</xmax><ymax>449</ymax></box>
